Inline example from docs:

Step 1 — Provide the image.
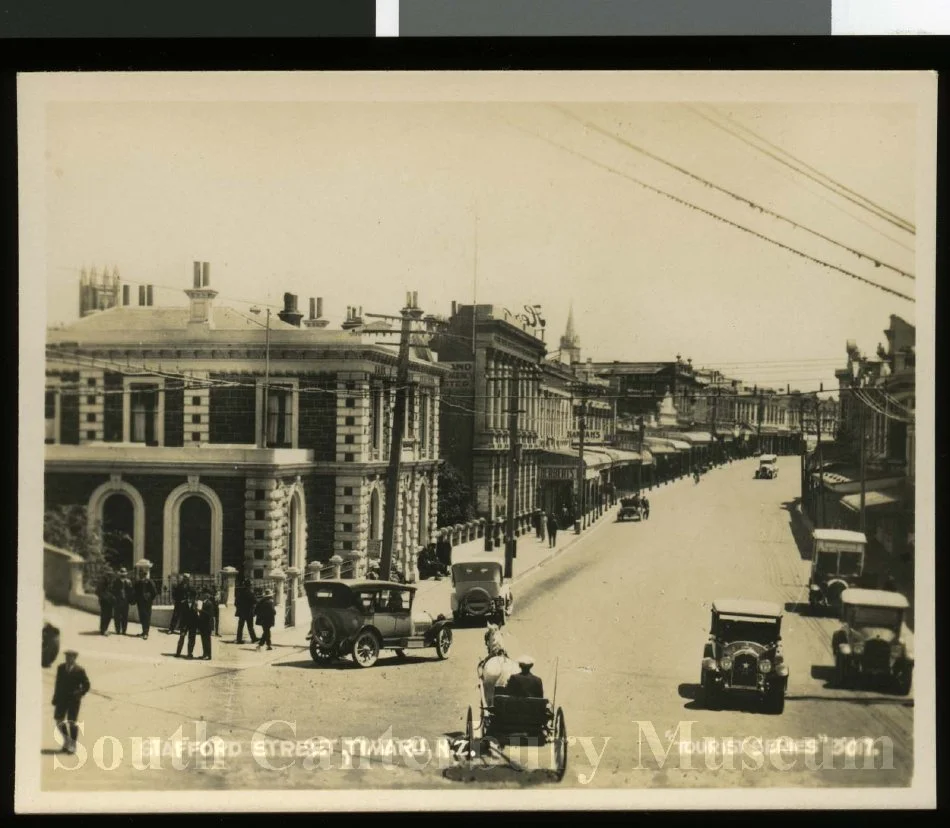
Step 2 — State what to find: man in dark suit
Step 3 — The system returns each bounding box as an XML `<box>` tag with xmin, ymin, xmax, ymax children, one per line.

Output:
<box><xmin>133</xmin><ymin>568</ymin><xmax>159</xmax><ymax>640</ymax></box>
<box><xmin>506</xmin><ymin>655</ymin><xmax>544</xmax><ymax>699</ymax></box>
<box><xmin>234</xmin><ymin>578</ymin><xmax>258</xmax><ymax>644</ymax></box>
<box><xmin>168</xmin><ymin>574</ymin><xmax>194</xmax><ymax>634</ymax></box>
<box><xmin>112</xmin><ymin>568</ymin><xmax>134</xmax><ymax>634</ymax></box>
<box><xmin>255</xmin><ymin>590</ymin><xmax>276</xmax><ymax>651</ymax></box>
<box><xmin>175</xmin><ymin>593</ymin><xmax>199</xmax><ymax>659</ymax></box>
<box><xmin>96</xmin><ymin>571</ymin><xmax>115</xmax><ymax>635</ymax></box>
<box><xmin>52</xmin><ymin>649</ymin><xmax>90</xmax><ymax>754</ymax></box>
<box><xmin>196</xmin><ymin>589</ymin><xmax>215</xmax><ymax>660</ymax></box>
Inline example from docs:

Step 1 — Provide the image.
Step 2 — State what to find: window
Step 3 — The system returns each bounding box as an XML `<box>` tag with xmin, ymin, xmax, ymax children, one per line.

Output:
<box><xmin>258</xmin><ymin>380</ymin><xmax>297</xmax><ymax>449</ymax></box>
<box><xmin>419</xmin><ymin>392</ymin><xmax>429</xmax><ymax>453</ymax></box>
<box><xmin>129</xmin><ymin>384</ymin><xmax>160</xmax><ymax>444</ymax></box>
<box><xmin>369</xmin><ymin>385</ymin><xmax>383</xmax><ymax>453</ymax></box>
<box><xmin>44</xmin><ymin>388</ymin><xmax>60</xmax><ymax>444</ymax></box>
<box><xmin>192</xmin><ymin>396</ymin><xmax>201</xmax><ymax>406</ymax></box>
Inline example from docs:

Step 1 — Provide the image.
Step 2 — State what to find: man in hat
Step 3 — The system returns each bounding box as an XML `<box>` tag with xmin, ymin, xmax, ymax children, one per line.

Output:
<box><xmin>175</xmin><ymin>590</ymin><xmax>199</xmax><ymax>659</ymax></box>
<box><xmin>234</xmin><ymin>577</ymin><xmax>258</xmax><ymax>644</ymax></box>
<box><xmin>255</xmin><ymin>590</ymin><xmax>276</xmax><ymax>651</ymax></box>
<box><xmin>95</xmin><ymin>570</ymin><xmax>115</xmax><ymax>636</ymax></box>
<box><xmin>133</xmin><ymin>567</ymin><xmax>159</xmax><ymax>640</ymax></box>
<box><xmin>52</xmin><ymin>649</ymin><xmax>90</xmax><ymax>754</ymax></box>
<box><xmin>111</xmin><ymin>567</ymin><xmax>134</xmax><ymax>635</ymax></box>
<box><xmin>196</xmin><ymin>588</ymin><xmax>215</xmax><ymax>660</ymax></box>
<box><xmin>168</xmin><ymin>574</ymin><xmax>194</xmax><ymax>634</ymax></box>
<box><xmin>505</xmin><ymin>655</ymin><xmax>544</xmax><ymax>699</ymax></box>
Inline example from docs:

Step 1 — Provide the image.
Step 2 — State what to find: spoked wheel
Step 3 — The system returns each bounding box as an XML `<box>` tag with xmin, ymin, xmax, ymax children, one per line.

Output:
<box><xmin>552</xmin><ymin>707</ymin><xmax>568</xmax><ymax>782</ymax></box>
<box><xmin>351</xmin><ymin>631</ymin><xmax>380</xmax><ymax>668</ymax></box>
<box><xmin>435</xmin><ymin>627</ymin><xmax>453</xmax><ymax>659</ymax></box>
<box><xmin>464</xmin><ymin>706</ymin><xmax>477</xmax><ymax>762</ymax></box>
<box><xmin>309</xmin><ymin>636</ymin><xmax>335</xmax><ymax>665</ymax></box>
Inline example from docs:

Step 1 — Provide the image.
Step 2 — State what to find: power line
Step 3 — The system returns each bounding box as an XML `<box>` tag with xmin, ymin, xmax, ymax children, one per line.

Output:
<box><xmin>687</xmin><ymin>105</ymin><xmax>915</xmax><ymax>235</ymax></box>
<box><xmin>555</xmin><ymin>105</ymin><xmax>915</xmax><ymax>281</ymax></box>
<box><xmin>505</xmin><ymin>120</ymin><xmax>915</xmax><ymax>304</ymax></box>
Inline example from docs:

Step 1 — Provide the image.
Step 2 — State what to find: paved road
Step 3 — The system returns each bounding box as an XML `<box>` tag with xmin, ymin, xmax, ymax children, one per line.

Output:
<box><xmin>41</xmin><ymin>457</ymin><xmax>912</xmax><ymax>790</ymax></box>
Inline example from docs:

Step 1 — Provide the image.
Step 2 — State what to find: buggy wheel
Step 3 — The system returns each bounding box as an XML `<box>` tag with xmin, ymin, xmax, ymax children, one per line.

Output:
<box><xmin>309</xmin><ymin>636</ymin><xmax>334</xmax><ymax>665</ymax></box>
<box><xmin>465</xmin><ymin>706</ymin><xmax>477</xmax><ymax>762</ymax></box>
<box><xmin>552</xmin><ymin>707</ymin><xmax>568</xmax><ymax>782</ymax></box>
<box><xmin>435</xmin><ymin>626</ymin><xmax>453</xmax><ymax>659</ymax></box>
<box><xmin>351</xmin><ymin>630</ymin><xmax>380</xmax><ymax>668</ymax></box>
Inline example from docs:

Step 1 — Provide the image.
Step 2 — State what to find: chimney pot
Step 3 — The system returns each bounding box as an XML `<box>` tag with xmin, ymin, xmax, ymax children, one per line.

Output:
<box><xmin>412</xmin><ymin>291</ymin><xmax>418</xmax><ymax>308</ymax></box>
<box><xmin>202</xmin><ymin>262</ymin><xmax>210</xmax><ymax>287</ymax></box>
<box><xmin>283</xmin><ymin>292</ymin><xmax>294</xmax><ymax>312</ymax></box>
<box><xmin>317</xmin><ymin>297</ymin><xmax>323</xmax><ymax>319</ymax></box>
<box><xmin>138</xmin><ymin>285</ymin><xmax>146</xmax><ymax>306</ymax></box>
<box><xmin>451</xmin><ymin>300</ymin><xmax>457</xmax><ymax>317</ymax></box>
<box><xmin>358</xmin><ymin>306</ymin><xmax>363</xmax><ymax>318</ymax></box>
<box><xmin>193</xmin><ymin>261</ymin><xmax>201</xmax><ymax>288</ymax></box>
<box><xmin>146</xmin><ymin>285</ymin><xmax>154</xmax><ymax>306</ymax></box>
<box><xmin>122</xmin><ymin>285</ymin><xmax>130</xmax><ymax>306</ymax></box>
<box><xmin>405</xmin><ymin>291</ymin><xmax>411</xmax><ymax>307</ymax></box>
<box><xmin>309</xmin><ymin>298</ymin><xmax>316</xmax><ymax>319</ymax></box>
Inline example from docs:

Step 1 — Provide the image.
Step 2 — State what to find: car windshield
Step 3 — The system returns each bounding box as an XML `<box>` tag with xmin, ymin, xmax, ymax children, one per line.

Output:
<box><xmin>716</xmin><ymin>618</ymin><xmax>779</xmax><ymax>645</ymax></box>
<box><xmin>815</xmin><ymin>550</ymin><xmax>839</xmax><ymax>576</ymax></box>
<box><xmin>850</xmin><ymin>606</ymin><xmax>902</xmax><ymax>629</ymax></box>
<box><xmin>839</xmin><ymin>551</ymin><xmax>863</xmax><ymax>576</ymax></box>
<box><xmin>454</xmin><ymin>565</ymin><xmax>501</xmax><ymax>583</ymax></box>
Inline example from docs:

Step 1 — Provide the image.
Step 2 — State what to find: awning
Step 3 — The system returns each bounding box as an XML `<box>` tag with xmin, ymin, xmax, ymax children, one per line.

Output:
<box><xmin>680</xmin><ymin>431</ymin><xmax>712</xmax><ymax>445</ymax></box>
<box><xmin>539</xmin><ymin>449</ymin><xmax>608</xmax><ymax>482</ymax></box>
<box><xmin>668</xmin><ymin>439</ymin><xmax>691</xmax><ymax>451</ymax></box>
<box><xmin>643</xmin><ymin>438</ymin><xmax>677</xmax><ymax>455</ymax></box>
<box><xmin>840</xmin><ymin>490</ymin><xmax>902</xmax><ymax>512</ymax></box>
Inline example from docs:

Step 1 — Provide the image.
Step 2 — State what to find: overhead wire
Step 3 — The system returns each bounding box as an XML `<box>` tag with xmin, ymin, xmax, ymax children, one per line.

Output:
<box><xmin>553</xmin><ymin>105</ymin><xmax>915</xmax><ymax>281</ymax></box>
<box><xmin>504</xmin><ymin>119</ymin><xmax>915</xmax><ymax>304</ymax></box>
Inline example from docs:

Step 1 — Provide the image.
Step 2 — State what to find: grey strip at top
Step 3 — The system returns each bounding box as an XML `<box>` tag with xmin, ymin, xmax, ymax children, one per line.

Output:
<box><xmin>400</xmin><ymin>0</ymin><xmax>832</xmax><ymax>36</ymax></box>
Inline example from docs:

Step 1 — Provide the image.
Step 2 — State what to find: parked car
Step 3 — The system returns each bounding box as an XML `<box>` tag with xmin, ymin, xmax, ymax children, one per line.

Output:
<box><xmin>832</xmin><ymin>588</ymin><xmax>913</xmax><ymax>695</ymax></box>
<box><xmin>700</xmin><ymin>599</ymin><xmax>789</xmax><ymax>713</ymax></box>
<box><xmin>617</xmin><ymin>495</ymin><xmax>644</xmax><ymax>522</ymax></box>
<box><xmin>754</xmin><ymin>455</ymin><xmax>779</xmax><ymax>479</ymax></box>
<box><xmin>807</xmin><ymin>529</ymin><xmax>867</xmax><ymax>613</ymax></box>
<box><xmin>450</xmin><ymin>561</ymin><xmax>513</xmax><ymax>626</ymax></box>
<box><xmin>42</xmin><ymin>621</ymin><xmax>61</xmax><ymax>668</ymax></box>
<box><xmin>304</xmin><ymin>579</ymin><xmax>452</xmax><ymax>668</ymax></box>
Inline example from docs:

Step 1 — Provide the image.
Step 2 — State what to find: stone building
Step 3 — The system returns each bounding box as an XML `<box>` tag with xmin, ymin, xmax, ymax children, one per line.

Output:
<box><xmin>44</xmin><ymin>263</ymin><xmax>446</xmax><ymax>585</ymax></box>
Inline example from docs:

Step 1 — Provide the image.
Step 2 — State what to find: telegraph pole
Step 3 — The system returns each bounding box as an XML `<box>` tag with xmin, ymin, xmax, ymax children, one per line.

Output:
<box><xmin>711</xmin><ymin>383</ymin><xmax>719</xmax><ymax>465</ymax></box>
<box><xmin>504</xmin><ymin>364</ymin><xmax>520</xmax><ymax>580</ymax></box>
<box><xmin>815</xmin><ymin>395</ymin><xmax>824</xmax><ymax>528</ymax></box>
<box><xmin>575</xmin><ymin>386</ymin><xmax>586</xmax><ymax>534</ymax></box>
<box><xmin>378</xmin><ymin>292</ymin><xmax>422</xmax><ymax>581</ymax></box>
<box><xmin>858</xmin><ymin>388</ymin><xmax>868</xmax><ymax>534</ymax></box>
<box><xmin>636</xmin><ymin>416</ymin><xmax>644</xmax><ymax>493</ymax></box>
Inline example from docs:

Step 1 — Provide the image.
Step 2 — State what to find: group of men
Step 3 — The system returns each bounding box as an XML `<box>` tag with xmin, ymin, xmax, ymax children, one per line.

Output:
<box><xmin>168</xmin><ymin>574</ymin><xmax>220</xmax><ymax>660</ymax></box>
<box><xmin>94</xmin><ymin>566</ymin><xmax>160</xmax><ymax>639</ymax></box>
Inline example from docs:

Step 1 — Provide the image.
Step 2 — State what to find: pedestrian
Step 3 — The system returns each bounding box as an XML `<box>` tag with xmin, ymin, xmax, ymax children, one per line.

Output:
<box><xmin>436</xmin><ymin>535</ymin><xmax>453</xmax><ymax>569</ymax></box>
<box><xmin>52</xmin><ymin>649</ymin><xmax>90</xmax><ymax>754</ymax></box>
<box><xmin>234</xmin><ymin>578</ymin><xmax>258</xmax><ymax>644</ymax></box>
<box><xmin>133</xmin><ymin>567</ymin><xmax>158</xmax><ymax>640</ymax></box>
<box><xmin>168</xmin><ymin>574</ymin><xmax>192</xmax><ymax>634</ymax></box>
<box><xmin>210</xmin><ymin>583</ymin><xmax>221</xmax><ymax>636</ymax></box>
<box><xmin>196</xmin><ymin>589</ymin><xmax>215</xmax><ymax>660</ymax></box>
<box><xmin>175</xmin><ymin>592</ymin><xmax>199</xmax><ymax>659</ymax></box>
<box><xmin>255</xmin><ymin>590</ymin><xmax>276</xmax><ymax>651</ymax></box>
<box><xmin>111</xmin><ymin>567</ymin><xmax>133</xmax><ymax>635</ymax></box>
<box><xmin>95</xmin><ymin>570</ymin><xmax>115</xmax><ymax>636</ymax></box>
<box><xmin>538</xmin><ymin>510</ymin><xmax>547</xmax><ymax>543</ymax></box>
<box><xmin>642</xmin><ymin>496</ymin><xmax>650</xmax><ymax>520</ymax></box>
<box><xmin>546</xmin><ymin>512</ymin><xmax>558</xmax><ymax>548</ymax></box>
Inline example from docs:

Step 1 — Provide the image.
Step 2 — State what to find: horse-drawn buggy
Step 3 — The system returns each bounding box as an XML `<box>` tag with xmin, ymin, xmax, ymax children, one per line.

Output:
<box><xmin>461</xmin><ymin>624</ymin><xmax>568</xmax><ymax>781</ymax></box>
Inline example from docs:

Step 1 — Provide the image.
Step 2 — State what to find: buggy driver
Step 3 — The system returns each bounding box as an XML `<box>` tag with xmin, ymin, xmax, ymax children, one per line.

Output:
<box><xmin>506</xmin><ymin>655</ymin><xmax>544</xmax><ymax>699</ymax></box>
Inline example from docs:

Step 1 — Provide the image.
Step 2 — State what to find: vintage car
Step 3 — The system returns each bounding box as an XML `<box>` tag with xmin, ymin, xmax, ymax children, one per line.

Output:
<box><xmin>700</xmin><ymin>599</ymin><xmax>789</xmax><ymax>713</ymax></box>
<box><xmin>304</xmin><ymin>579</ymin><xmax>453</xmax><ymax>668</ymax></box>
<box><xmin>42</xmin><ymin>621</ymin><xmax>61</xmax><ymax>668</ymax></box>
<box><xmin>450</xmin><ymin>561</ymin><xmax>513</xmax><ymax>625</ymax></box>
<box><xmin>807</xmin><ymin>529</ymin><xmax>867</xmax><ymax>613</ymax></box>
<box><xmin>832</xmin><ymin>588</ymin><xmax>913</xmax><ymax>695</ymax></box>
<box><xmin>617</xmin><ymin>495</ymin><xmax>645</xmax><ymax>522</ymax></box>
<box><xmin>754</xmin><ymin>455</ymin><xmax>779</xmax><ymax>479</ymax></box>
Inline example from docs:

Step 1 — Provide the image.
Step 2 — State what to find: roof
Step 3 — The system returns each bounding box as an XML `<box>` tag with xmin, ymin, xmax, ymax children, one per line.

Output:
<box><xmin>812</xmin><ymin>528</ymin><xmax>867</xmax><ymax>544</ymax></box>
<box><xmin>680</xmin><ymin>431</ymin><xmax>712</xmax><ymax>444</ymax></box>
<box><xmin>759</xmin><ymin>454</ymin><xmax>778</xmax><ymax>462</ymax></box>
<box><xmin>304</xmin><ymin>579</ymin><xmax>417</xmax><ymax>592</ymax></box>
<box><xmin>712</xmin><ymin>599</ymin><xmax>783</xmax><ymax>618</ymax></box>
<box><xmin>841</xmin><ymin>588</ymin><xmax>909</xmax><ymax>609</ymax></box>
<box><xmin>840</xmin><ymin>490</ymin><xmax>902</xmax><ymax>512</ymax></box>
<box><xmin>52</xmin><ymin>305</ymin><xmax>303</xmax><ymax>334</ymax></box>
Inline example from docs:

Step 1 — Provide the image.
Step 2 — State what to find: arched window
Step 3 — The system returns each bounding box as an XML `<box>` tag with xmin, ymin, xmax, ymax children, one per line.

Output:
<box><xmin>179</xmin><ymin>496</ymin><xmax>213</xmax><ymax>575</ymax></box>
<box><xmin>102</xmin><ymin>493</ymin><xmax>135</xmax><ymax>571</ymax></box>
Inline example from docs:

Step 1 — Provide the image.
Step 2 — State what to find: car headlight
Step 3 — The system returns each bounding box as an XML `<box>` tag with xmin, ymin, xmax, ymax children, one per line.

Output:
<box><xmin>719</xmin><ymin>656</ymin><xmax>733</xmax><ymax>671</ymax></box>
<box><xmin>852</xmin><ymin>642</ymin><xmax>864</xmax><ymax>655</ymax></box>
<box><xmin>890</xmin><ymin>643</ymin><xmax>904</xmax><ymax>658</ymax></box>
<box><xmin>758</xmin><ymin>659</ymin><xmax>772</xmax><ymax>674</ymax></box>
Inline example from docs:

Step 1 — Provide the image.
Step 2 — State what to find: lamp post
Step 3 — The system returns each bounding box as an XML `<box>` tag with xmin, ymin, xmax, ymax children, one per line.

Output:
<box><xmin>250</xmin><ymin>306</ymin><xmax>272</xmax><ymax>449</ymax></box>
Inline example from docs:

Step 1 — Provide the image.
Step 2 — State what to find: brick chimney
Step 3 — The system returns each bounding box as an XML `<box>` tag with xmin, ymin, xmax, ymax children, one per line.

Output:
<box><xmin>341</xmin><ymin>305</ymin><xmax>364</xmax><ymax>331</ymax></box>
<box><xmin>277</xmin><ymin>292</ymin><xmax>303</xmax><ymax>327</ymax></box>
<box><xmin>184</xmin><ymin>260</ymin><xmax>218</xmax><ymax>331</ymax></box>
<box><xmin>303</xmin><ymin>296</ymin><xmax>330</xmax><ymax>329</ymax></box>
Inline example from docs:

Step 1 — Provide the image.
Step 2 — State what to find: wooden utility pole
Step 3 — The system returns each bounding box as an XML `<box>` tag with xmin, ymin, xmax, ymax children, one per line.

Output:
<box><xmin>575</xmin><ymin>386</ymin><xmax>586</xmax><ymax>534</ymax></box>
<box><xmin>858</xmin><ymin>389</ymin><xmax>868</xmax><ymax>534</ymax></box>
<box><xmin>379</xmin><ymin>292</ymin><xmax>421</xmax><ymax>581</ymax></box>
<box><xmin>636</xmin><ymin>416</ymin><xmax>644</xmax><ymax>493</ymax></box>
<box><xmin>711</xmin><ymin>384</ymin><xmax>719</xmax><ymax>464</ymax></box>
<box><xmin>504</xmin><ymin>364</ymin><xmax>520</xmax><ymax>579</ymax></box>
<box><xmin>815</xmin><ymin>395</ymin><xmax>825</xmax><ymax>528</ymax></box>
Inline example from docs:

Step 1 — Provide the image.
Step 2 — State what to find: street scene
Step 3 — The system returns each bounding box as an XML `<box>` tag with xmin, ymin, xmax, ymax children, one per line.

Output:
<box><xmin>21</xmin><ymin>72</ymin><xmax>931</xmax><ymax>807</ymax></box>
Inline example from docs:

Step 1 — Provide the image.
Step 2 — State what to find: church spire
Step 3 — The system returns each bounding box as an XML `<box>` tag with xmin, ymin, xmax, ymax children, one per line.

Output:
<box><xmin>559</xmin><ymin>303</ymin><xmax>581</xmax><ymax>364</ymax></box>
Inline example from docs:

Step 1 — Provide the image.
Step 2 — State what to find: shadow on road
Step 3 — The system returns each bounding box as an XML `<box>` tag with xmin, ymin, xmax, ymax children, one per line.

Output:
<box><xmin>784</xmin><ymin>600</ymin><xmax>816</xmax><ymax>616</ymax></box>
<box><xmin>810</xmin><ymin>664</ymin><xmax>837</xmax><ymax>689</ymax></box>
<box><xmin>439</xmin><ymin>731</ymin><xmax>560</xmax><ymax>786</ymax></box>
<box><xmin>678</xmin><ymin>683</ymin><xmax>777</xmax><ymax>715</ymax></box>
<box><xmin>272</xmin><ymin>653</ymin><xmax>435</xmax><ymax>670</ymax></box>
<box><xmin>780</xmin><ymin>499</ymin><xmax>813</xmax><ymax>562</ymax></box>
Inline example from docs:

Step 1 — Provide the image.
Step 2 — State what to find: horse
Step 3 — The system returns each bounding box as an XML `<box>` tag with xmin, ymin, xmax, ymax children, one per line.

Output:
<box><xmin>478</xmin><ymin>623</ymin><xmax>519</xmax><ymax>707</ymax></box>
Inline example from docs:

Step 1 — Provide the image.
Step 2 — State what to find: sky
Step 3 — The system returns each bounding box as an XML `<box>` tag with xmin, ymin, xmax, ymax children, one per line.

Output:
<box><xmin>42</xmin><ymin>92</ymin><xmax>920</xmax><ymax>393</ymax></box>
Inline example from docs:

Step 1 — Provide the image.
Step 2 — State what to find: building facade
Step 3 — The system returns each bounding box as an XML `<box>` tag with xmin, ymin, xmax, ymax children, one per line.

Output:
<box><xmin>45</xmin><ymin>264</ymin><xmax>446</xmax><ymax>585</ymax></box>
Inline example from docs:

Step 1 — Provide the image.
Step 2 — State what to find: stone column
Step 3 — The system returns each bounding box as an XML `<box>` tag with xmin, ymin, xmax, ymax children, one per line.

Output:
<box><xmin>271</xmin><ymin>569</ymin><xmax>287</xmax><ymax>607</ymax></box>
<box><xmin>307</xmin><ymin>560</ymin><xmax>322</xmax><ymax>582</ymax></box>
<box><xmin>486</xmin><ymin>352</ymin><xmax>495</xmax><ymax>431</ymax></box>
<box><xmin>330</xmin><ymin>554</ymin><xmax>343</xmax><ymax>579</ymax></box>
<box><xmin>221</xmin><ymin>566</ymin><xmax>239</xmax><ymax>608</ymax></box>
<box><xmin>285</xmin><ymin>567</ymin><xmax>300</xmax><ymax>606</ymax></box>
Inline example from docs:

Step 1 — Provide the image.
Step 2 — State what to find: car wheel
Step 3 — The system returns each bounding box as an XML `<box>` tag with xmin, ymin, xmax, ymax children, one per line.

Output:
<box><xmin>351</xmin><ymin>630</ymin><xmax>380</xmax><ymax>668</ymax></box>
<box><xmin>435</xmin><ymin>626</ymin><xmax>453</xmax><ymax>660</ymax></box>
<box><xmin>894</xmin><ymin>666</ymin><xmax>913</xmax><ymax>696</ymax></box>
<box><xmin>309</xmin><ymin>636</ymin><xmax>335</xmax><ymax>665</ymax></box>
<box><xmin>834</xmin><ymin>654</ymin><xmax>850</xmax><ymax>688</ymax></box>
<box><xmin>766</xmin><ymin>685</ymin><xmax>785</xmax><ymax>715</ymax></box>
<box><xmin>701</xmin><ymin>669</ymin><xmax>720</xmax><ymax>709</ymax></box>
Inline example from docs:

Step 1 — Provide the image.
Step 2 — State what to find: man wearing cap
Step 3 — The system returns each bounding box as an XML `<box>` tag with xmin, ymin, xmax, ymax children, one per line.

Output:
<box><xmin>255</xmin><ymin>590</ymin><xmax>276</xmax><ymax>651</ymax></box>
<box><xmin>52</xmin><ymin>650</ymin><xmax>90</xmax><ymax>754</ymax></box>
<box><xmin>111</xmin><ymin>567</ymin><xmax>134</xmax><ymax>635</ymax></box>
<box><xmin>505</xmin><ymin>655</ymin><xmax>544</xmax><ymax>699</ymax></box>
<box><xmin>133</xmin><ymin>567</ymin><xmax>159</xmax><ymax>640</ymax></box>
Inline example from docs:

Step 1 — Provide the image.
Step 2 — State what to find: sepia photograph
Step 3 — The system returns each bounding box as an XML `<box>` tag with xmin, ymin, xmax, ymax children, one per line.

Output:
<box><xmin>16</xmin><ymin>70</ymin><xmax>936</xmax><ymax>811</ymax></box>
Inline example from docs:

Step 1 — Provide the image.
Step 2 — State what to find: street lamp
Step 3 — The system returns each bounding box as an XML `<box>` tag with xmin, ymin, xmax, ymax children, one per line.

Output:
<box><xmin>250</xmin><ymin>306</ymin><xmax>272</xmax><ymax>449</ymax></box>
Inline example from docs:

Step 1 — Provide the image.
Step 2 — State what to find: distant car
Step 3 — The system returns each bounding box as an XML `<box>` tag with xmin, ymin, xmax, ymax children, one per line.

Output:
<box><xmin>808</xmin><ymin>529</ymin><xmax>868</xmax><ymax>613</ymax></box>
<box><xmin>42</xmin><ymin>621</ymin><xmax>60</xmax><ymax>668</ymax></box>
<box><xmin>450</xmin><ymin>561</ymin><xmax>513</xmax><ymax>626</ymax></box>
<box><xmin>304</xmin><ymin>579</ymin><xmax>452</xmax><ymax>668</ymax></box>
<box><xmin>617</xmin><ymin>496</ymin><xmax>644</xmax><ymax>522</ymax></box>
<box><xmin>832</xmin><ymin>588</ymin><xmax>913</xmax><ymax>695</ymax></box>
<box><xmin>754</xmin><ymin>455</ymin><xmax>779</xmax><ymax>479</ymax></box>
<box><xmin>700</xmin><ymin>599</ymin><xmax>789</xmax><ymax>714</ymax></box>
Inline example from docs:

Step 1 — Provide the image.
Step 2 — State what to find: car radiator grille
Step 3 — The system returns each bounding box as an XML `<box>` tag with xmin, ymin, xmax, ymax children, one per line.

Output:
<box><xmin>731</xmin><ymin>654</ymin><xmax>759</xmax><ymax>687</ymax></box>
<box><xmin>863</xmin><ymin>640</ymin><xmax>891</xmax><ymax>671</ymax></box>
